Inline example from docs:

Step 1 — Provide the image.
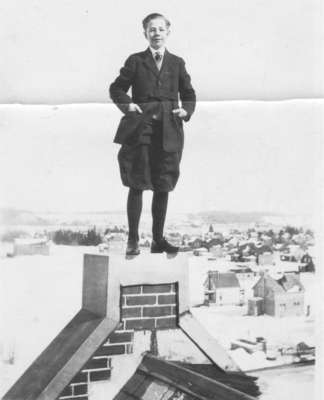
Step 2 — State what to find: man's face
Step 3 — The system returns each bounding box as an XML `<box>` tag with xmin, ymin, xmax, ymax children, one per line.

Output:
<box><xmin>144</xmin><ymin>17</ymin><xmax>170</xmax><ymax>50</ymax></box>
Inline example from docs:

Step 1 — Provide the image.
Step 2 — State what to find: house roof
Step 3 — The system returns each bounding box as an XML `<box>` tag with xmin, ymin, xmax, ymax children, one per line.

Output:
<box><xmin>253</xmin><ymin>273</ymin><xmax>304</xmax><ymax>293</ymax></box>
<box><xmin>114</xmin><ymin>354</ymin><xmax>260</xmax><ymax>400</ymax></box>
<box><xmin>3</xmin><ymin>309</ymin><xmax>118</xmax><ymax>400</ymax></box>
<box><xmin>206</xmin><ymin>272</ymin><xmax>240</xmax><ymax>289</ymax></box>
<box><xmin>14</xmin><ymin>238</ymin><xmax>48</xmax><ymax>245</ymax></box>
<box><xmin>276</xmin><ymin>273</ymin><xmax>304</xmax><ymax>292</ymax></box>
<box><xmin>230</xmin><ymin>267</ymin><xmax>253</xmax><ymax>274</ymax></box>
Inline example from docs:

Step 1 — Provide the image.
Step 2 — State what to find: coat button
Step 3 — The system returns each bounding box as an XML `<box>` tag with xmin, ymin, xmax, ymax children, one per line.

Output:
<box><xmin>157</xmin><ymin>81</ymin><xmax>162</xmax><ymax>87</ymax></box>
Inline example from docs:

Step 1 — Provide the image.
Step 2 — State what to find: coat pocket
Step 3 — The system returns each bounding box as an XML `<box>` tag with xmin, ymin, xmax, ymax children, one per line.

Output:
<box><xmin>113</xmin><ymin>112</ymin><xmax>144</xmax><ymax>145</ymax></box>
<box><xmin>172</xmin><ymin>113</ymin><xmax>183</xmax><ymax>130</ymax></box>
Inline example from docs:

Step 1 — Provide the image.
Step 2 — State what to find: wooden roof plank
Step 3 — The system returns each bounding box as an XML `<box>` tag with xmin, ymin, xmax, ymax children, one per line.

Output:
<box><xmin>139</xmin><ymin>355</ymin><xmax>258</xmax><ymax>400</ymax></box>
<box><xmin>3</xmin><ymin>310</ymin><xmax>118</xmax><ymax>400</ymax></box>
<box><xmin>179</xmin><ymin>313</ymin><xmax>241</xmax><ymax>372</ymax></box>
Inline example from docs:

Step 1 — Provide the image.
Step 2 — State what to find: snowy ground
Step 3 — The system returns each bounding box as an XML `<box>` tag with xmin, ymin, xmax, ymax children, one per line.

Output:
<box><xmin>0</xmin><ymin>245</ymin><xmax>88</xmax><ymax>395</ymax></box>
<box><xmin>0</xmin><ymin>244</ymin><xmax>319</xmax><ymax>398</ymax></box>
<box><xmin>189</xmin><ymin>255</ymin><xmax>317</xmax><ymax>371</ymax></box>
<box><xmin>192</xmin><ymin>305</ymin><xmax>315</xmax><ymax>368</ymax></box>
<box><xmin>255</xmin><ymin>364</ymin><xmax>315</xmax><ymax>400</ymax></box>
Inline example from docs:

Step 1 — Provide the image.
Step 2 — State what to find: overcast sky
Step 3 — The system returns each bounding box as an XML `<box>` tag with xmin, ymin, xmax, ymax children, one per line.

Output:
<box><xmin>0</xmin><ymin>0</ymin><xmax>323</xmax><ymax>102</ymax></box>
<box><xmin>0</xmin><ymin>100</ymin><xmax>322</xmax><ymax>217</ymax></box>
<box><xmin>0</xmin><ymin>1</ymin><xmax>322</xmax><ymax>219</ymax></box>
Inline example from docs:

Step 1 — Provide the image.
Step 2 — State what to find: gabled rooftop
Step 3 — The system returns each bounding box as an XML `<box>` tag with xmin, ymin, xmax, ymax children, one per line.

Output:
<box><xmin>4</xmin><ymin>254</ymin><xmax>256</xmax><ymax>400</ymax></box>
<box><xmin>205</xmin><ymin>272</ymin><xmax>240</xmax><ymax>289</ymax></box>
<box><xmin>115</xmin><ymin>354</ymin><xmax>260</xmax><ymax>400</ymax></box>
<box><xmin>253</xmin><ymin>273</ymin><xmax>304</xmax><ymax>294</ymax></box>
<box><xmin>276</xmin><ymin>273</ymin><xmax>304</xmax><ymax>292</ymax></box>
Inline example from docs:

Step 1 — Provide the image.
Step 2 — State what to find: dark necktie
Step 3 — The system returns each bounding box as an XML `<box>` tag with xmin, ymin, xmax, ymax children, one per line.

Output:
<box><xmin>154</xmin><ymin>52</ymin><xmax>162</xmax><ymax>62</ymax></box>
<box><xmin>153</xmin><ymin>51</ymin><xmax>163</xmax><ymax>120</ymax></box>
<box><xmin>154</xmin><ymin>52</ymin><xmax>162</xmax><ymax>69</ymax></box>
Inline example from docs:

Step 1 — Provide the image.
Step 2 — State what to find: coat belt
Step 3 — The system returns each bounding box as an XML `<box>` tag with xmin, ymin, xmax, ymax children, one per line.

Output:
<box><xmin>136</xmin><ymin>95</ymin><xmax>178</xmax><ymax>102</ymax></box>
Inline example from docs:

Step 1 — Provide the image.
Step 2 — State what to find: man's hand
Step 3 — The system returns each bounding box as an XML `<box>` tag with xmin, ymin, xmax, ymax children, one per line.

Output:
<box><xmin>128</xmin><ymin>103</ymin><xmax>143</xmax><ymax>113</ymax></box>
<box><xmin>172</xmin><ymin>108</ymin><xmax>188</xmax><ymax>119</ymax></box>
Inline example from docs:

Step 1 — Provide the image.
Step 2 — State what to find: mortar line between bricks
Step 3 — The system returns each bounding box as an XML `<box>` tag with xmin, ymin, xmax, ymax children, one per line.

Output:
<box><xmin>70</xmin><ymin>382</ymin><xmax>75</xmax><ymax>397</ymax></box>
<box><xmin>101</xmin><ymin>343</ymin><xmax>126</xmax><ymax>348</ymax></box>
<box><xmin>124</xmin><ymin>291</ymin><xmax>176</xmax><ymax>295</ymax></box>
<box><xmin>123</xmin><ymin>293</ymin><xmax>170</xmax><ymax>297</ymax></box>
<box><xmin>104</xmin><ymin>341</ymin><xmax>133</xmax><ymax>346</ymax></box>
<box><xmin>122</xmin><ymin>315</ymin><xmax>176</xmax><ymax>320</ymax></box>
<box><xmin>122</xmin><ymin>304</ymin><xmax>176</xmax><ymax>307</ymax></box>
<box><xmin>92</xmin><ymin>356</ymin><xmax>113</xmax><ymax>359</ymax></box>
<box><xmin>81</xmin><ymin>367</ymin><xmax>111</xmax><ymax>373</ymax></box>
<box><xmin>59</xmin><ymin>396</ymin><xmax>88</xmax><ymax>400</ymax></box>
<box><xmin>122</xmin><ymin>304</ymin><xmax>154</xmax><ymax>307</ymax></box>
<box><xmin>71</xmin><ymin>382</ymin><xmax>89</xmax><ymax>386</ymax></box>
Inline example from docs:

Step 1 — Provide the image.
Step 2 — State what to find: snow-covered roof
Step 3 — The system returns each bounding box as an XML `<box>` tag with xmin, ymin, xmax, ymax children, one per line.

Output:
<box><xmin>276</xmin><ymin>273</ymin><xmax>304</xmax><ymax>292</ymax></box>
<box><xmin>206</xmin><ymin>272</ymin><xmax>240</xmax><ymax>289</ymax></box>
<box><xmin>253</xmin><ymin>273</ymin><xmax>304</xmax><ymax>293</ymax></box>
<box><xmin>14</xmin><ymin>238</ymin><xmax>48</xmax><ymax>245</ymax></box>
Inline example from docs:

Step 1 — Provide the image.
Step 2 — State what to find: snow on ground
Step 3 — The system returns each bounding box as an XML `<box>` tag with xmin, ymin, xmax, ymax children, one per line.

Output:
<box><xmin>0</xmin><ymin>246</ymin><xmax>318</xmax><ymax>397</ymax></box>
<box><xmin>0</xmin><ymin>245</ymin><xmax>95</xmax><ymax>396</ymax></box>
<box><xmin>191</xmin><ymin>305</ymin><xmax>315</xmax><ymax>350</ymax></box>
<box><xmin>188</xmin><ymin>255</ymin><xmax>316</xmax><ymax>371</ymax></box>
<box><xmin>255</xmin><ymin>365</ymin><xmax>315</xmax><ymax>400</ymax></box>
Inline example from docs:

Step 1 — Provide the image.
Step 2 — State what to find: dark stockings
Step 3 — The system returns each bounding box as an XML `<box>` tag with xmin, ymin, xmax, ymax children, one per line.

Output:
<box><xmin>127</xmin><ymin>188</ymin><xmax>143</xmax><ymax>243</ymax></box>
<box><xmin>152</xmin><ymin>191</ymin><xmax>169</xmax><ymax>243</ymax></box>
<box><xmin>127</xmin><ymin>189</ymin><xmax>169</xmax><ymax>243</ymax></box>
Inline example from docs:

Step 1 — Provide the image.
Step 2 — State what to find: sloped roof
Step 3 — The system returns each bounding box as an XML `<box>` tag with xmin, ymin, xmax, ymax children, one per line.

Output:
<box><xmin>177</xmin><ymin>363</ymin><xmax>260</xmax><ymax>397</ymax></box>
<box><xmin>252</xmin><ymin>276</ymin><xmax>284</xmax><ymax>293</ymax></box>
<box><xmin>230</xmin><ymin>267</ymin><xmax>253</xmax><ymax>274</ymax></box>
<box><xmin>207</xmin><ymin>272</ymin><xmax>240</xmax><ymax>289</ymax></box>
<box><xmin>3</xmin><ymin>309</ymin><xmax>118</xmax><ymax>400</ymax></box>
<box><xmin>114</xmin><ymin>354</ymin><xmax>260</xmax><ymax>400</ymax></box>
<box><xmin>276</xmin><ymin>273</ymin><xmax>304</xmax><ymax>292</ymax></box>
<box><xmin>14</xmin><ymin>238</ymin><xmax>48</xmax><ymax>245</ymax></box>
<box><xmin>253</xmin><ymin>273</ymin><xmax>304</xmax><ymax>294</ymax></box>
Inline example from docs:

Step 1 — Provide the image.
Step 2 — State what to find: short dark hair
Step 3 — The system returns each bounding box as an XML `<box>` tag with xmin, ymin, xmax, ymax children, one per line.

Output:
<box><xmin>142</xmin><ymin>13</ymin><xmax>171</xmax><ymax>30</ymax></box>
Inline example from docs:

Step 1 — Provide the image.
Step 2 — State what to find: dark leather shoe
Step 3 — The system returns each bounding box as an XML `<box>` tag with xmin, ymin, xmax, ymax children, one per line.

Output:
<box><xmin>126</xmin><ymin>241</ymin><xmax>140</xmax><ymax>256</ymax></box>
<box><xmin>151</xmin><ymin>238</ymin><xmax>179</xmax><ymax>254</ymax></box>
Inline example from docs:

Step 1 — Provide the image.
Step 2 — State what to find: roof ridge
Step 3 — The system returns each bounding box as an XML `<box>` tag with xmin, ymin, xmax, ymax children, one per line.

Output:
<box><xmin>139</xmin><ymin>354</ymin><xmax>258</xmax><ymax>400</ymax></box>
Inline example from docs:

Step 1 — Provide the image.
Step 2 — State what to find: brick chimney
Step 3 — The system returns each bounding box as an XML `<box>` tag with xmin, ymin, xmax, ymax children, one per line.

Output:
<box><xmin>4</xmin><ymin>253</ymin><xmax>239</xmax><ymax>400</ymax></box>
<box><xmin>55</xmin><ymin>254</ymin><xmax>189</xmax><ymax>400</ymax></box>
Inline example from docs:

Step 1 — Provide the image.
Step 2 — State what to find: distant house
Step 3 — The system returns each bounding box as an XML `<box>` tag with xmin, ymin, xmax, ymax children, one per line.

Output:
<box><xmin>229</xmin><ymin>266</ymin><xmax>256</xmax><ymax>280</ymax></box>
<box><xmin>204</xmin><ymin>271</ymin><xmax>241</xmax><ymax>306</ymax></box>
<box><xmin>277</xmin><ymin>260</ymin><xmax>303</xmax><ymax>274</ymax></box>
<box><xmin>250</xmin><ymin>273</ymin><xmax>305</xmax><ymax>317</ymax></box>
<box><xmin>280</xmin><ymin>254</ymin><xmax>297</xmax><ymax>262</ymax></box>
<box><xmin>193</xmin><ymin>247</ymin><xmax>209</xmax><ymax>256</ymax></box>
<box><xmin>209</xmin><ymin>244</ymin><xmax>224</xmax><ymax>258</ymax></box>
<box><xmin>190</xmin><ymin>238</ymin><xmax>207</xmax><ymax>249</ymax></box>
<box><xmin>108</xmin><ymin>233</ymin><xmax>126</xmax><ymax>242</ymax></box>
<box><xmin>139</xmin><ymin>237</ymin><xmax>151</xmax><ymax>247</ymax></box>
<box><xmin>98</xmin><ymin>242</ymin><xmax>109</xmax><ymax>253</ymax></box>
<box><xmin>300</xmin><ymin>253</ymin><xmax>315</xmax><ymax>272</ymax></box>
<box><xmin>247</xmin><ymin>297</ymin><xmax>264</xmax><ymax>316</ymax></box>
<box><xmin>257</xmin><ymin>252</ymin><xmax>274</xmax><ymax>266</ymax></box>
<box><xmin>13</xmin><ymin>238</ymin><xmax>50</xmax><ymax>256</ymax></box>
<box><xmin>207</xmin><ymin>238</ymin><xmax>223</xmax><ymax>249</ymax></box>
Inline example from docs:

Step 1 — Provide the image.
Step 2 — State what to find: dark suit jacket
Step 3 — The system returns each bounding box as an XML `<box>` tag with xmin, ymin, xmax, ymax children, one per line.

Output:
<box><xmin>109</xmin><ymin>48</ymin><xmax>196</xmax><ymax>152</ymax></box>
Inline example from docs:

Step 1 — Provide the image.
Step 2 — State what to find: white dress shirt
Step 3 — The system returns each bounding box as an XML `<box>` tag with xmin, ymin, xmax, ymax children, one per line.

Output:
<box><xmin>149</xmin><ymin>46</ymin><xmax>166</xmax><ymax>66</ymax></box>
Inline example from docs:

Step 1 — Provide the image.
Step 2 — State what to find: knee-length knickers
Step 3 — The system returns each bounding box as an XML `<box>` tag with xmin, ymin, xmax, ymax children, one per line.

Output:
<box><xmin>118</xmin><ymin>120</ymin><xmax>182</xmax><ymax>192</ymax></box>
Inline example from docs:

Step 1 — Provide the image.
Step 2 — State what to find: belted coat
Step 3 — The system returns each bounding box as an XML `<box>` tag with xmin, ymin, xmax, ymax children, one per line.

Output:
<box><xmin>109</xmin><ymin>48</ymin><xmax>196</xmax><ymax>152</ymax></box>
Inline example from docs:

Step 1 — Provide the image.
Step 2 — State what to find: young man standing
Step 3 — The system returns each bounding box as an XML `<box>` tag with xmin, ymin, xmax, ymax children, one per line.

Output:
<box><xmin>110</xmin><ymin>13</ymin><xmax>196</xmax><ymax>256</ymax></box>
